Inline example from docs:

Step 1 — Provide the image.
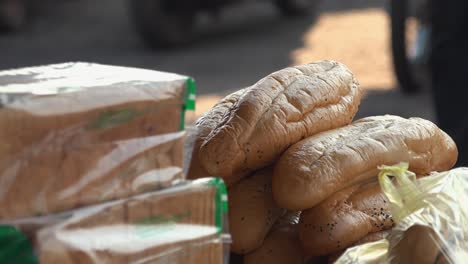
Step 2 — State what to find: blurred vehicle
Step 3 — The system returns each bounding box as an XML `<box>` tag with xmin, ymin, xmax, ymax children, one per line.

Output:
<box><xmin>390</xmin><ymin>0</ymin><xmax>430</xmax><ymax>94</ymax></box>
<box><xmin>0</xmin><ymin>0</ymin><xmax>28</xmax><ymax>32</ymax></box>
<box><xmin>128</xmin><ymin>0</ymin><xmax>318</xmax><ymax>48</ymax></box>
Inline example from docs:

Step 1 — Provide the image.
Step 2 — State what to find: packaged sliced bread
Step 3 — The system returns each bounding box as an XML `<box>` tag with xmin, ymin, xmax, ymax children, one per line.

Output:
<box><xmin>0</xmin><ymin>178</ymin><xmax>229</xmax><ymax>264</ymax></box>
<box><xmin>0</xmin><ymin>62</ymin><xmax>196</xmax><ymax>219</ymax></box>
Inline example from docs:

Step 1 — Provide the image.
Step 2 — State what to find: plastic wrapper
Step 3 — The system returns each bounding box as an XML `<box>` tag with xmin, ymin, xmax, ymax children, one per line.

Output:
<box><xmin>0</xmin><ymin>178</ymin><xmax>230</xmax><ymax>264</ymax></box>
<box><xmin>0</xmin><ymin>62</ymin><xmax>196</xmax><ymax>220</ymax></box>
<box><xmin>335</xmin><ymin>163</ymin><xmax>468</xmax><ymax>264</ymax></box>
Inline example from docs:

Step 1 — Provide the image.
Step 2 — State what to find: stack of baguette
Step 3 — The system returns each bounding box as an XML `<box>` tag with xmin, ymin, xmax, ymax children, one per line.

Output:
<box><xmin>187</xmin><ymin>60</ymin><xmax>458</xmax><ymax>263</ymax></box>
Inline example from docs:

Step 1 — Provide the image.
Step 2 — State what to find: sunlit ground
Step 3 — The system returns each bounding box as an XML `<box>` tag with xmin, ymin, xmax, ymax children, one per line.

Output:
<box><xmin>293</xmin><ymin>8</ymin><xmax>395</xmax><ymax>90</ymax></box>
<box><xmin>193</xmin><ymin>8</ymin><xmax>416</xmax><ymax>121</ymax></box>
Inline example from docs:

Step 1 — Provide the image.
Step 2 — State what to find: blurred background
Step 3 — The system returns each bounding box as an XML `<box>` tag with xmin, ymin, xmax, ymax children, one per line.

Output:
<box><xmin>0</xmin><ymin>0</ymin><xmax>432</xmax><ymax>120</ymax></box>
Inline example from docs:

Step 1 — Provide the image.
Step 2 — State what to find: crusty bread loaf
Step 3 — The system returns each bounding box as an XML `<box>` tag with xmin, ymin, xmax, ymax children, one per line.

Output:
<box><xmin>187</xmin><ymin>89</ymin><xmax>246</xmax><ymax>185</ymax></box>
<box><xmin>244</xmin><ymin>211</ymin><xmax>320</xmax><ymax>264</ymax></box>
<box><xmin>198</xmin><ymin>60</ymin><xmax>362</xmax><ymax>184</ymax></box>
<box><xmin>37</xmin><ymin>180</ymin><xmax>224</xmax><ymax>264</ymax></box>
<box><xmin>229</xmin><ymin>167</ymin><xmax>286</xmax><ymax>254</ymax></box>
<box><xmin>0</xmin><ymin>63</ymin><xmax>189</xmax><ymax>219</ymax></box>
<box><xmin>328</xmin><ymin>230</ymin><xmax>391</xmax><ymax>263</ymax></box>
<box><xmin>273</xmin><ymin>115</ymin><xmax>458</xmax><ymax>210</ymax></box>
<box><xmin>299</xmin><ymin>180</ymin><xmax>393</xmax><ymax>256</ymax></box>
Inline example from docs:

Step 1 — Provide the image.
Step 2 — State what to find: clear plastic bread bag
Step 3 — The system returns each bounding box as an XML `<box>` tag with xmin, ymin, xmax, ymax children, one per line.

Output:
<box><xmin>0</xmin><ymin>62</ymin><xmax>196</xmax><ymax>220</ymax></box>
<box><xmin>335</xmin><ymin>163</ymin><xmax>468</xmax><ymax>264</ymax></box>
<box><xmin>0</xmin><ymin>178</ymin><xmax>230</xmax><ymax>264</ymax></box>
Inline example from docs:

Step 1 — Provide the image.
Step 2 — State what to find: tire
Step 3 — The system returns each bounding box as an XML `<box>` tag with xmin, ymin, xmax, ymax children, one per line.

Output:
<box><xmin>127</xmin><ymin>0</ymin><xmax>195</xmax><ymax>48</ymax></box>
<box><xmin>0</xmin><ymin>0</ymin><xmax>28</xmax><ymax>32</ymax></box>
<box><xmin>390</xmin><ymin>0</ymin><xmax>421</xmax><ymax>94</ymax></box>
<box><xmin>274</xmin><ymin>0</ymin><xmax>318</xmax><ymax>16</ymax></box>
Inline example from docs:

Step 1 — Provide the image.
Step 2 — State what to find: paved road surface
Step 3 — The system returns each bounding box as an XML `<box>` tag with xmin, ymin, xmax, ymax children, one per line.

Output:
<box><xmin>0</xmin><ymin>0</ymin><xmax>435</xmax><ymax>121</ymax></box>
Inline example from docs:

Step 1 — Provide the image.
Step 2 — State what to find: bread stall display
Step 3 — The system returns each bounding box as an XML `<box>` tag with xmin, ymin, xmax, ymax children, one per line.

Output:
<box><xmin>187</xmin><ymin>60</ymin><xmax>459</xmax><ymax>263</ymax></box>
<box><xmin>0</xmin><ymin>60</ymin><xmax>462</xmax><ymax>263</ymax></box>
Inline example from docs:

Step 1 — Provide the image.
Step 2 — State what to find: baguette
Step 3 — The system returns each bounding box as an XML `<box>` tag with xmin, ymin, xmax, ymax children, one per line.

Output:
<box><xmin>187</xmin><ymin>89</ymin><xmax>246</xmax><ymax>185</ymax></box>
<box><xmin>198</xmin><ymin>60</ymin><xmax>362</xmax><ymax>184</ymax></box>
<box><xmin>299</xmin><ymin>180</ymin><xmax>393</xmax><ymax>256</ymax></box>
<box><xmin>273</xmin><ymin>115</ymin><xmax>457</xmax><ymax>210</ymax></box>
<box><xmin>229</xmin><ymin>167</ymin><xmax>286</xmax><ymax>254</ymax></box>
<box><xmin>244</xmin><ymin>211</ymin><xmax>320</xmax><ymax>264</ymax></box>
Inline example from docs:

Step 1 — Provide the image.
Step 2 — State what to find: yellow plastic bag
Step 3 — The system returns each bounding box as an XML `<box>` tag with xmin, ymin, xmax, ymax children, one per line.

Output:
<box><xmin>335</xmin><ymin>163</ymin><xmax>468</xmax><ymax>264</ymax></box>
